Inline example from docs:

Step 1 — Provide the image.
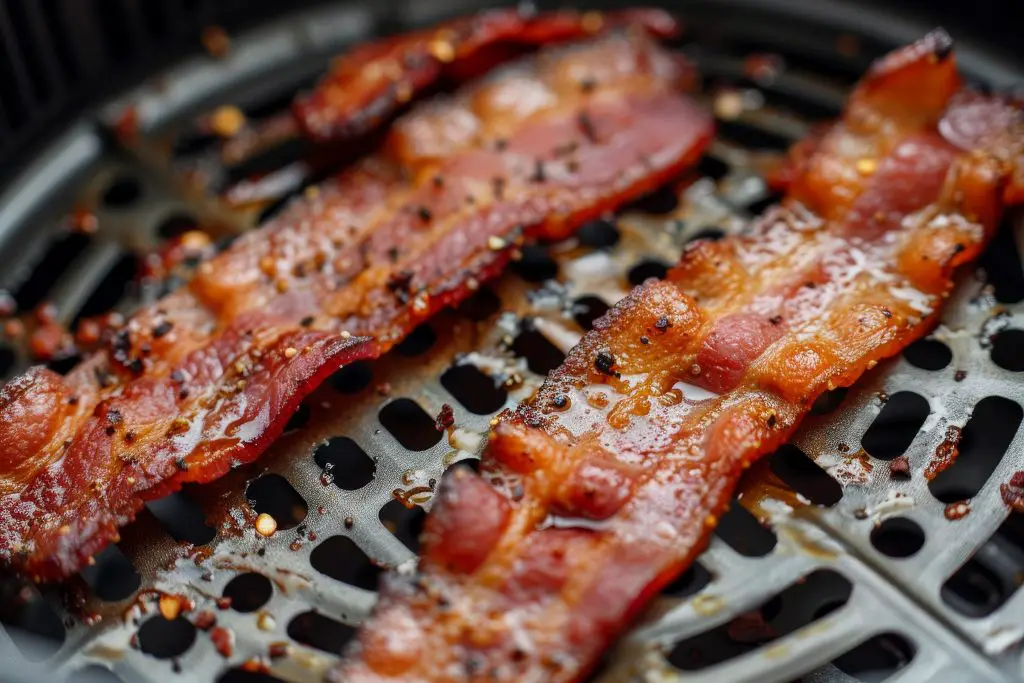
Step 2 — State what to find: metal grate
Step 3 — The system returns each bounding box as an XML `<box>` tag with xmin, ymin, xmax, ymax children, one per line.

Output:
<box><xmin>0</xmin><ymin>2</ymin><xmax>1022</xmax><ymax>683</ymax></box>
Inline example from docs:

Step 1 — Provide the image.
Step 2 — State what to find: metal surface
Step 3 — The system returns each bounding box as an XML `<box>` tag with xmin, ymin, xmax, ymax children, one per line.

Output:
<box><xmin>0</xmin><ymin>2</ymin><xmax>1022</xmax><ymax>683</ymax></box>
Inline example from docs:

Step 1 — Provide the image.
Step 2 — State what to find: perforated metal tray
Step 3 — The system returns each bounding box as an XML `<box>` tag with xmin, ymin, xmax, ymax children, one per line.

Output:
<box><xmin>0</xmin><ymin>2</ymin><xmax>1022</xmax><ymax>682</ymax></box>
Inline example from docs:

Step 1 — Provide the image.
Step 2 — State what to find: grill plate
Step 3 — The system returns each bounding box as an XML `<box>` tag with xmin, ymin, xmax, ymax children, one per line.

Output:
<box><xmin>0</xmin><ymin>2</ymin><xmax>1022</xmax><ymax>682</ymax></box>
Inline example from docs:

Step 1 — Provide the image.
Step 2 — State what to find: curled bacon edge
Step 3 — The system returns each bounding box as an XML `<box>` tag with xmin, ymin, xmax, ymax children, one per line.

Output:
<box><xmin>293</xmin><ymin>7</ymin><xmax>680</xmax><ymax>142</ymax></box>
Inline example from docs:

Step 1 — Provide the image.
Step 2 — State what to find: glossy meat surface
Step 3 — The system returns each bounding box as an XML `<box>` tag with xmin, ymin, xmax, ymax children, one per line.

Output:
<box><xmin>333</xmin><ymin>31</ymin><xmax>1024</xmax><ymax>683</ymax></box>
<box><xmin>0</xmin><ymin>33</ymin><xmax>712</xmax><ymax>580</ymax></box>
<box><xmin>293</xmin><ymin>7</ymin><xmax>679</xmax><ymax>142</ymax></box>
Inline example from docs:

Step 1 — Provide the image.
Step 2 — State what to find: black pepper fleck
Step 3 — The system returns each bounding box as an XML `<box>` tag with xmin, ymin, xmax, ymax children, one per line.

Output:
<box><xmin>152</xmin><ymin>321</ymin><xmax>173</xmax><ymax>338</ymax></box>
<box><xmin>578</xmin><ymin>111</ymin><xmax>597</xmax><ymax>142</ymax></box>
<box><xmin>595</xmin><ymin>350</ymin><xmax>617</xmax><ymax>376</ymax></box>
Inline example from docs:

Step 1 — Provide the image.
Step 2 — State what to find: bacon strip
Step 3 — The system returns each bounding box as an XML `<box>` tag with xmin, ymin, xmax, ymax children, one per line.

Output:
<box><xmin>333</xmin><ymin>31</ymin><xmax>1024</xmax><ymax>682</ymax></box>
<box><xmin>0</xmin><ymin>33</ymin><xmax>712</xmax><ymax>580</ymax></box>
<box><xmin>293</xmin><ymin>7</ymin><xmax>680</xmax><ymax>142</ymax></box>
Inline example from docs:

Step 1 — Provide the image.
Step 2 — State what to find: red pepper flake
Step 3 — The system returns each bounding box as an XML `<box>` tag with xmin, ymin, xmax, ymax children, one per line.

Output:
<box><xmin>193</xmin><ymin>610</ymin><xmax>217</xmax><ymax>631</ymax></box>
<box><xmin>944</xmin><ymin>501</ymin><xmax>970</xmax><ymax>521</ymax></box>
<box><xmin>1000</xmin><ymin>471</ymin><xmax>1024</xmax><ymax>512</ymax></box>
<box><xmin>889</xmin><ymin>456</ymin><xmax>911</xmax><ymax>479</ymax></box>
<box><xmin>268</xmin><ymin>641</ymin><xmax>290</xmax><ymax>658</ymax></box>
<box><xmin>29</xmin><ymin>323</ymin><xmax>71</xmax><ymax>361</ymax></box>
<box><xmin>215</xmin><ymin>596</ymin><xmax>232</xmax><ymax>610</ymax></box>
<box><xmin>69</xmin><ymin>207</ymin><xmax>100</xmax><ymax>235</ymax></box>
<box><xmin>3</xmin><ymin>319</ymin><xmax>24</xmax><ymax>339</ymax></box>
<box><xmin>210</xmin><ymin>626</ymin><xmax>234</xmax><ymax>658</ymax></box>
<box><xmin>75</xmin><ymin>318</ymin><xmax>103</xmax><ymax>347</ymax></box>
<box><xmin>113</xmin><ymin>106</ymin><xmax>140</xmax><ymax>144</ymax></box>
<box><xmin>35</xmin><ymin>302</ymin><xmax>58</xmax><ymax>325</ymax></box>
<box><xmin>202</xmin><ymin>26</ymin><xmax>231</xmax><ymax>59</ymax></box>
<box><xmin>435</xmin><ymin>403</ymin><xmax>455</xmax><ymax>431</ymax></box>
<box><xmin>925</xmin><ymin>426</ymin><xmax>962</xmax><ymax>479</ymax></box>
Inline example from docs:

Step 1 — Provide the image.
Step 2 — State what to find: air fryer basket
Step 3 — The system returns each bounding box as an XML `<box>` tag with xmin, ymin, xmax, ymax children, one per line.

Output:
<box><xmin>0</xmin><ymin>1</ymin><xmax>1022</xmax><ymax>682</ymax></box>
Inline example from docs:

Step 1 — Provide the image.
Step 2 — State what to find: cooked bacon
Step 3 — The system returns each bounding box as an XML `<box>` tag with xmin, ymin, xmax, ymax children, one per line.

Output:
<box><xmin>293</xmin><ymin>7</ymin><xmax>679</xmax><ymax>142</ymax></box>
<box><xmin>0</xmin><ymin>33</ymin><xmax>711</xmax><ymax>580</ymax></box>
<box><xmin>332</xmin><ymin>31</ymin><xmax>1024</xmax><ymax>682</ymax></box>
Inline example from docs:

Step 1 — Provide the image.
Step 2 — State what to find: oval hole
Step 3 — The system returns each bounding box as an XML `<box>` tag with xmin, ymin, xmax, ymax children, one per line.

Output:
<box><xmin>511</xmin><ymin>326</ymin><xmax>565</xmax><ymax>376</ymax></box>
<box><xmin>861</xmin><ymin>391</ymin><xmax>930</xmax><ymax>460</ymax></box>
<box><xmin>715</xmin><ymin>500</ymin><xmax>776</xmax><ymax>557</ymax></box>
<box><xmin>457</xmin><ymin>287</ymin><xmax>501</xmax><ymax>321</ymax></box>
<box><xmin>687</xmin><ymin>226</ymin><xmax>726</xmax><ymax>243</ymax></box>
<box><xmin>929</xmin><ymin>396</ymin><xmax>1023</xmax><ymax>503</ymax></box>
<box><xmin>80</xmin><ymin>543</ymin><xmax>140</xmax><ymax>601</ymax></box>
<box><xmin>309</xmin><ymin>536</ymin><xmax>381</xmax><ymax>590</ymax></box>
<box><xmin>145</xmin><ymin>491</ymin><xmax>216</xmax><ymax>545</ymax></box>
<box><xmin>287</xmin><ymin>611</ymin><xmax>356</xmax><ymax>654</ymax></box>
<box><xmin>222</xmin><ymin>573</ymin><xmax>273</xmax><ymax>613</ymax></box>
<box><xmin>331</xmin><ymin>360</ymin><xmax>373</xmax><ymax>394</ymax></box>
<box><xmin>697</xmin><ymin>154</ymin><xmax>730</xmax><ymax>181</ymax></box>
<box><xmin>137</xmin><ymin>615</ymin><xmax>196</xmax><ymax>659</ymax></box>
<box><xmin>810</xmin><ymin>386</ymin><xmax>848</xmax><ymax>415</ymax></box>
<box><xmin>218</xmin><ymin>668</ymin><xmax>287</xmax><ymax>683</ymax></box>
<box><xmin>102</xmin><ymin>175</ymin><xmax>143</xmax><ymax>207</ymax></box>
<box><xmin>627</xmin><ymin>259</ymin><xmax>669</xmax><ymax>286</ymax></box>
<box><xmin>395</xmin><ymin>323</ymin><xmax>436</xmax><ymax>357</ymax></box>
<box><xmin>283</xmin><ymin>402</ymin><xmax>311</xmax><ymax>433</ymax></box>
<box><xmin>577</xmin><ymin>219</ymin><xmax>620</xmax><ymax>248</ymax></box>
<box><xmin>380</xmin><ymin>500</ymin><xmax>426</xmax><ymax>553</ymax></box>
<box><xmin>661</xmin><ymin>561</ymin><xmax>712</xmax><ymax>598</ymax></box>
<box><xmin>903</xmin><ymin>338</ymin><xmax>952</xmax><ymax>371</ymax></box>
<box><xmin>14</xmin><ymin>232</ymin><xmax>91</xmax><ymax>310</ymax></box>
<box><xmin>72</xmin><ymin>253</ymin><xmax>139</xmax><ymax>325</ymax></box>
<box><xmin>0</xmin><ymin>346</ymin><xmax>15</xmax><ymax>377</ymax></box>
<box><xmin>768</xmin><ymin>444</ymin><xmax>842</xmax><ymax>506</ymax></box>
<box><xmin>511</xmin><ymin>245</ymin><xmax>558</xmax><ymax>282</ymax></box>
<box><xmin>379</xmin><ymin>398</ymin><xmax>442</xmax><ymax>451</ymax></box>
<box><xmin>627</xmin><ymin>186</ymin><xmax>679</xmax><ymax>214</ymax></box>
<box><xmin>717</xmin><ymin>120</ymin><xmax>792</xmax><ymax>152</ymax></box>
<box><xmin>156</xmin><ymin>213</ymin><xmax>198</xmax><ymax>240</ymax></box>
<box><xmin>941</xmin><ymin>512</ymin><xmax>1023</xmax><ymax>618</ymax></box>
<box><xmin>831</xmin><ymin>632</ymin><xmax>915</xmax><ymax>682</ymax></box>
<box><xmin>441</xmin><ymin>364</ymin><xmax>507</xmax><ymax>415</ymax></box>
<box><xmin>942</xmin><ymin>557</ymin><xmax>1011</xmax><ymax>618</ymax></box>
<box><xmin>0</xmin><ymin>584</ymin><xmax>65</xmax><ymax>661</ymax></box>
<box><xmin>991</xmin><ymin>329</ymin><xmax>1024</xmax><ymax>371</ymax></box>
<box><xmin>572</xmin><ymin>296</ymin><xmax>610</xmax><ymax>331</ymax></box>
<box><xmin>870</xmin><ymin>517</ymin><xmax>925</xmax><ymax>558</ymax></box>
<box><xmin>743</xmin><ymin>190</ymin><xmax>784</xmax><ymax>216</ymax></box>
<box><xmin>314</xmin><ymin>437</ymin><xmax>376</xmax><ymax>490</ymax></box>
<box><xmin>977</xmin><ymin>219</ymin><xmax>1024</xmax><ymax>304</ymax></box>
<box><xmin>245</xmin><ymin>474</ymin><xmax>308</xmax><ymax>530</ymax></box>
<box><xmin>667</xmin><ymin>569</ymin><xmax>850</xmax><ymax>671</ymax></box>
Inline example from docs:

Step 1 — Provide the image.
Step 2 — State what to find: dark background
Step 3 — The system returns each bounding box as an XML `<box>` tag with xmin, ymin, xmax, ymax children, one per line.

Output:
<box><xmin>0</xmin><ymin>0</ymin><xmax>1020</xmax><ymax>184</ymax></box>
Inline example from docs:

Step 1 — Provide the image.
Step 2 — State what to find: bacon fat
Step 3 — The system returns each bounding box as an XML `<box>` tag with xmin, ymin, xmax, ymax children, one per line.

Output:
<box><xmin>333</xmin><ymin>30</ymin><xmax>1024</xmax><ymax>683</ymax></box>
<box><xmin>0</xmin><ymin>32</ymin><xmax>712</xmax><ymax>580</ymax></box>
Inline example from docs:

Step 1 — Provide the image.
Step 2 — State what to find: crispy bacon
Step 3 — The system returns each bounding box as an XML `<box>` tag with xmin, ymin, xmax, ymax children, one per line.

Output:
<box><xmin>293</xmin><ymin>7</ymin><xmax>680</xmax><ymax>142</ymax></box>
<box><xmin>0</xmin><ymin>33</ymin><xmax>711</xmax><ymax>580</ymax></box>
<box><xmin>333</xmin><ymin>31</ymin><xmax>1024</xmax><ymax>682</ymax></box>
